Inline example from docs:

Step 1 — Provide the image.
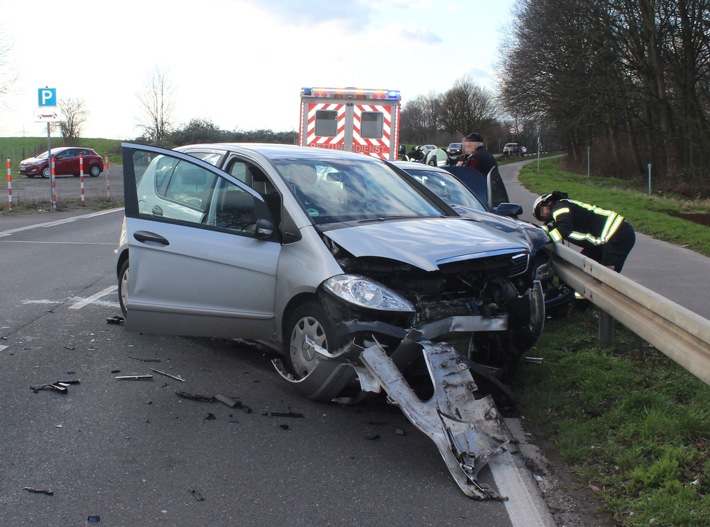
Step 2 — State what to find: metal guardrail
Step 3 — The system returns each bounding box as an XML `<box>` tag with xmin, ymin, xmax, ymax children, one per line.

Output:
<box><xmin>550</xmin><ymin>243</ymin><xmax>710</xmax><ymax>386</ymax></box>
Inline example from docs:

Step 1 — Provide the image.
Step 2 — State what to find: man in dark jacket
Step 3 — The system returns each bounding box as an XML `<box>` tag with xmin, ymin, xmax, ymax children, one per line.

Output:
<box><xmin>457</xmin><ymin>132</ymin><xmax>498</xmax><ymax>175</ymax></box>
<box><xmin>533</xmin><ymin>191</ymin><xmax>636</xmax><ymax>272</ymax></box>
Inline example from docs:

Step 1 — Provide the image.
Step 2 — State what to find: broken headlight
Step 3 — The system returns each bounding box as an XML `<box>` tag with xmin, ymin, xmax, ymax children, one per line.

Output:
<box><xmin>324</xmin><ymin>274</ymin><xmax>415</xmax><ymax>312</ymax></box>
<box><xmin>533</xmin><ymin>260</ymin><xmax>554</xmax><ymax>281</ymax></box>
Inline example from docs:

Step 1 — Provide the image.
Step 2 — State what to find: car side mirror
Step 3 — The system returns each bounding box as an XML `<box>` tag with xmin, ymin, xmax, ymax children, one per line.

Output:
<box><xmin>255</xmin><ymin>218</ymin><xmax>275</xmax><ymax>240</ymax></box>
<box><xmin>492</xmin><ymin>202</ymin><xmax>523</xmax><ymax>218</ymax></box>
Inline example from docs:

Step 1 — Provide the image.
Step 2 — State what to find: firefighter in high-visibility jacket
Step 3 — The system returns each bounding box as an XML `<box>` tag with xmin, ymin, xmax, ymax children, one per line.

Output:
<box><xmin>533</xmin><ymin>191</ymin><xmax>636</xmax><ymax>272</ymax></box>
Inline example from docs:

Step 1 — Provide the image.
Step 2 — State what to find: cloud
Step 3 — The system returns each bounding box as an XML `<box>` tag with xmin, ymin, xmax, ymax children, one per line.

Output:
<box><xmin>399</xmin><ymin>25</ymin><xmax>442</xmax><ymax>46</ymax></box>
<box><xmin>244</xmin><ymin>0</ymin><xmax>374</xmax><ymax>29</ymax></box>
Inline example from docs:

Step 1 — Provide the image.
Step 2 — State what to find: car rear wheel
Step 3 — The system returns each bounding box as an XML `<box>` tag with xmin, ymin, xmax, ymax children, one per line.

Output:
<box><xmin>90</xmin><ymin>165</ymin><xmax>101</xmax><ymax>177</ymax></box>
<box><xmin>118</xmin><ymin>259</ymin><xmax>129</xmax><ymax>317</ymax></box>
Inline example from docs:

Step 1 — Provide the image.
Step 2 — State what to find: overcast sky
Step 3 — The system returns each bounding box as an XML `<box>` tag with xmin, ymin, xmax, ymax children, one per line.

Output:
<box><xmin>0</xmin><ymin>0</ymin><xmax>515</xmax><ymax>139</ymax></box>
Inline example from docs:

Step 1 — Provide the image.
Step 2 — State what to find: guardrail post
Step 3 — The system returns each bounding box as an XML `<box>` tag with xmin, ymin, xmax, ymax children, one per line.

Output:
<box><xmin>598</xmin><ymin>265</ymin><xmax>616</xmax><ymax>347</ymax></box>
<box><xmin>599</xmin><ymin>309</ymin><xmax>614</xmax><ymax>347</ymax></box>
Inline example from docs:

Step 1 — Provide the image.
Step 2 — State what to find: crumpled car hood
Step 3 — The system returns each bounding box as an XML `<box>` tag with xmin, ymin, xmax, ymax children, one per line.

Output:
<box><xmin>323</xmin><ymin>217</ymin><xmax>528</xmax><ymax>272</ymax></box>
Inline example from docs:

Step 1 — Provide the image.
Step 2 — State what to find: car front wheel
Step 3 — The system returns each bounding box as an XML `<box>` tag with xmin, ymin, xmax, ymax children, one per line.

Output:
<box><xmin>282</xmin><ymin>300</ymin><xmax>362</xmax><ymax>401</ymax></box>
<box><xmin>118</xmin><ymin>259</ymin><xmax>129</xmax><ymax>317</ymax></box>
<box><xmin>41</xmin><ymin>167</ymin><xmax>50</xmax><ymax>178</ymax></box>
<box><xmin>285</xmin><ymin>301</ymin><xmax>342</xmax><ymax>379</ymax></box>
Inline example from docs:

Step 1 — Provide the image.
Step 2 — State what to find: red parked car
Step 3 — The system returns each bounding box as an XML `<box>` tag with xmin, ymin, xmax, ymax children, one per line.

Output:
<box><xmin>19</xmin><ymin>147</ymin><xmax>104</xmax><ymax>178</ymax></box>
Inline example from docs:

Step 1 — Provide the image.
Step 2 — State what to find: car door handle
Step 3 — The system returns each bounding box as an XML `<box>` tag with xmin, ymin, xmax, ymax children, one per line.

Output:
<box><xmin>133</xmin><ymin>231</ymin><xmax>170</xmax><ymax>246</ymax></box>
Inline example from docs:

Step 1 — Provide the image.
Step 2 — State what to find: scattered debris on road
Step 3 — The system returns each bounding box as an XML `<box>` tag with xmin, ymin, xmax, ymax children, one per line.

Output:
<box><xmin>175</xmin><ymin>391</ymin><xmax>215</xmax><ymax>403</ymax></box>
<box><xmin>30</xmin><ymin>379</ymin><xmax>80</xmax><ymax>394</ymax></box>
<box><xmin>189</xmin><ymin>486</ymin><xmax>205</xmax><ymax>502</ymax></box>
<box><xmin>264</xmin><ymin>411</ymin><xmax>304</xmax><ymax>418</ymax></box>
<box><xmin>115</xmin><ymin>374</ymin><xmax>153</xmax><ymax>380</ymax></box>
<box><xmin>150</xmin><ymin>368</ymin><xmax>185</xmax><ymax>382</ymax></box>
<box><xmin>23</xmin><ymin>486</ymin><xmax>53</xmax><ymax>496</ymax></box>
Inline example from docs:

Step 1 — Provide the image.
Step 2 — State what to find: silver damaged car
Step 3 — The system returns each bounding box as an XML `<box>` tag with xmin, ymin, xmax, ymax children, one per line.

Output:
<box><xmin>116</xmin><ymin>143</ymin><xmax>545</xmax><ymax>499</ymax></box>
<box><xmin>116</xmin><ymin>142</ymin><xmax>544</xmax><ymax>402</ymax></box>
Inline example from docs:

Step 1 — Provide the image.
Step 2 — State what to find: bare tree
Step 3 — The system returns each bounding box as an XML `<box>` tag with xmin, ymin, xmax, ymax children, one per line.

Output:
<box><xmin>400</xmin><ymin>92</ymin><xmax>445</xmax><ymax>144</ymax></box>
<box><xmin>137</xmin><ymin>66</ymin><xmax>176</xmax><ymax>142</ymax></box>
<box><xmin>439</xmin><ymin>77</ymin><xmax>499</xmax><ymax>138</ymax></box>
<box><xmin>0</xmin><ymin>35</ymin><xmax>17</xmax><ymax>100</ymax></box>
<box><xmin>58</xmin><ymin>97</ymin><xmax>88</xmax><ymax>145</ymax></box>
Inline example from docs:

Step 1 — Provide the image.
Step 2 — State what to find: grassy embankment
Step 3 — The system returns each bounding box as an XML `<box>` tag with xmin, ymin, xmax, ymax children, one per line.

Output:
<box><xmin>514</xmin><ymin>157</ymin><xmax>709</xmax><ymax>526</ymax></box>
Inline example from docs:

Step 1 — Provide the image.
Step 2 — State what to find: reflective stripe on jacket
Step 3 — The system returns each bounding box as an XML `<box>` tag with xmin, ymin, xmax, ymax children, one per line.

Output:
<box><xmin>546</xmin><ymin>200</ymin><xmax>624</xmax><ymax>247</ymax></box>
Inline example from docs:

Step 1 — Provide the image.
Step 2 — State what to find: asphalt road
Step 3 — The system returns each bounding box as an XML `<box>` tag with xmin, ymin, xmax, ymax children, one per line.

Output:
<box><xmin>1</xmin><ymin>210</ymin><xmax>555</xmax><ymax>526</ymax></box>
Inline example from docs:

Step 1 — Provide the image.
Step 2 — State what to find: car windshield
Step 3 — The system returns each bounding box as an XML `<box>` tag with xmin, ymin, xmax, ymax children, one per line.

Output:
<box><xmin>271</xmin><ymin>157</ymin><xmax>447</xmax><ymax>225</ymax></box>
<box><xmin>405</xmin><ymin>168</ymin><xmax>487</xmax><ymax>212</ymax></box>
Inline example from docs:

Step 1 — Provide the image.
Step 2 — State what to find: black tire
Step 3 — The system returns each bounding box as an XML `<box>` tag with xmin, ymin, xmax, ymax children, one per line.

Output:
<box><xmin>118</xmin><ymin>259</ymin><xmax>129</xmax><ymax>317</ymax></box>
<box><xmin>89</xmin><ymin>165</ymin><xmax>101</xmax><ymax>177</ymax></box>
<box><xmin>284</xmin><ymin>301</ymin><xmax>343</xmax><ymax>379</ymax></box>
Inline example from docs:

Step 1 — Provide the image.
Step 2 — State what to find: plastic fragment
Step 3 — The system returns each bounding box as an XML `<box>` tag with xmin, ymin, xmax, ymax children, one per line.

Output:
<box><xmin>150</xmin><ymin>368</ymin><xmax>185</xmax><ymax>382</ymax></box>
<box><xmin>215</xmin><ymin>394</ymin><xmax>238</xmax><ymax>407</ymax></box>
<box><xmin>175</xmin><ymin>391</ymin><xmax>215</xmax><ymax>403</ymax></box>
<box><xmin>23</xmin><ymin>487</ymin><xmax>53</xmax><ymax>495</ymax></box>
<box><xmin>189</xmin><ymin>487</ymin><xmax>205</xmax><ymax>502</ymax></box>
<box><xmin>115</xmin><ymin>374</ymin><xmax>153</xmax><ymax>380</ymax></box>
<box><xmin>265</xmin><ymin>411</ymin><xmax>304</xmax><ymax>418</ymax></box>
<box><xmin>106</xmin><ymin>315</ymin><xmax>124</xmax><ymax>324</ymax></box>
<box><xmin>128</xmin><ymin>356</ymin><xmax>161</xmax><ymax>363</ymax></box>
<box><xmin>30</xmin><ymin>383</ymin><xmax>68</xmax><ymax>394</ymax></box>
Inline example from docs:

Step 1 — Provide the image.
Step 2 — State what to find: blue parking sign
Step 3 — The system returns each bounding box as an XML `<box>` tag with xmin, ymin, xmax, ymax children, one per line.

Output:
<box><xmin>38</xmin><ymin>88</ymin><xmax>57</xmax><ymax>107</ymax></box>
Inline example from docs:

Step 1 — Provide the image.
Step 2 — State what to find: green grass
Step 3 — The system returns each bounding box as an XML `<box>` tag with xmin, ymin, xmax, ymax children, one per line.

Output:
<box><xmin>520</xmin><ymin>157</ymin><xmax>710</xmax><ymax>256</ymax></box>
<box><xmin>513</xmin><ymin>308</ymin><xmax>710</xmax><ymax>526</ymax></box>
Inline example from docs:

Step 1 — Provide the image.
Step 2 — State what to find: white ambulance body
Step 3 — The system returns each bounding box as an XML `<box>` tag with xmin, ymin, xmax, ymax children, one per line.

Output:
<box><xmin>298</xmin><ymin>87</ymin><xmax>401</xmax><ymax>161</ymax></box>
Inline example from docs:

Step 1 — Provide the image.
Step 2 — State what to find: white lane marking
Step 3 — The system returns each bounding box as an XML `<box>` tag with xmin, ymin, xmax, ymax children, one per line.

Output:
<box><xmin>69</xmin><ymin>286</ymin><xmax>119</xmax><ymax>310</ymax></box>
<box><xmin>0</xmin><ymin>345</ymin><xmax>8</xmax><ymax>352</ymax></box>
<box><xmin>0</xmin><ymin>208</ymin><xmax>123</xmax><ymax>238</ymax></box>
<box><xmin>490</xmin><ymin>451</ymin><xmax>556</xmax><ymax>527</ymax></box>
<box><xmin>22</xmin><ymin>287</ymin><xmax>120</xmax><ymax>310</ymax></box>
<box><xmin>22</xmin><ymin>299</ymin><xmax>119</xmax><ymax>308</ymax></box>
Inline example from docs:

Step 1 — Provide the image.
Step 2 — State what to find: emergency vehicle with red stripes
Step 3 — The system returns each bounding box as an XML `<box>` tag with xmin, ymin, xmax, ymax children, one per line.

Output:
<box><xmin>298</xmin><ymin>87</ymin><xmax>401</xmax><ymax>161</ymax></box>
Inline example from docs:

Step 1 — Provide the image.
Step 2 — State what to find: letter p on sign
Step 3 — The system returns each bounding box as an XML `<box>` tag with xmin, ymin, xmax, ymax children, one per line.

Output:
<box><xmin>38</xmin><ymin>88</ymin><xmax>57</xmax><ymax>107</ymax></box>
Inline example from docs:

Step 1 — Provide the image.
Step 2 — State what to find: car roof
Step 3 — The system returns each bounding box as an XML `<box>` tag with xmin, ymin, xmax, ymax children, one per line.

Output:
<box><xmin>177</xmin><ymin>143</ymin><xmax>387</xmax><ymax>164</ymax></box>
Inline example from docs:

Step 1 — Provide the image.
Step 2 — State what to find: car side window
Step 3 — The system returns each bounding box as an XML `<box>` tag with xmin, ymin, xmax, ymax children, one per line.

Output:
<box><xmin>203</xmin><ymin>179</ymin><xmax>258</xmax><ymax>233</ymax></box>
<box><xmin>159</xmin><ymin>160</ymin><xmax>218</xmax><ymax>211</ymax></box>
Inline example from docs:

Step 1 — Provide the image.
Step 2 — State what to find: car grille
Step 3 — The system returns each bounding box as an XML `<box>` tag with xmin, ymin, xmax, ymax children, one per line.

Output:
<box><xmin>438</xmin><ymin>249</ymin><xmax>529</xmax><ymax>278</ymax></box>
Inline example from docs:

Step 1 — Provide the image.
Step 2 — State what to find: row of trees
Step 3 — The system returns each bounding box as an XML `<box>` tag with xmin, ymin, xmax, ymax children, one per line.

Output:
<box><xmin>398</xmin><ymin>78</ymin><xmax>552</xmax><ymax>155</ymax></box>
<box><xmin>500</xmin><ymin>0</ymin><xmax>710</xmax><ymax>196</ymax></box>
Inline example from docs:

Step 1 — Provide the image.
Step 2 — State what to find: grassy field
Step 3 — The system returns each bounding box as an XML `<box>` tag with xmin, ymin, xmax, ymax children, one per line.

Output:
<box><xmin>516</xmin><ymin>157</ymin><xmax>709</xmax><ymax>526</ymax></box>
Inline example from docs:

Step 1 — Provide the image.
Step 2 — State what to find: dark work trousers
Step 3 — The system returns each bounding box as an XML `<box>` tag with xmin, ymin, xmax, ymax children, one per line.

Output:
<box><xmin>580</xmin><ymin>221</ymin><xmax>635</xmax><ymax>272</ymax></box>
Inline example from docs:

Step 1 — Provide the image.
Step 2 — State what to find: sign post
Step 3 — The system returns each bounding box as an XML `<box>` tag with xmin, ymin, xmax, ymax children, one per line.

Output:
<box><xmin>37</xmin><ymin>88</ymin><xmax>58</xmax><ymax>210</ymax></box>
